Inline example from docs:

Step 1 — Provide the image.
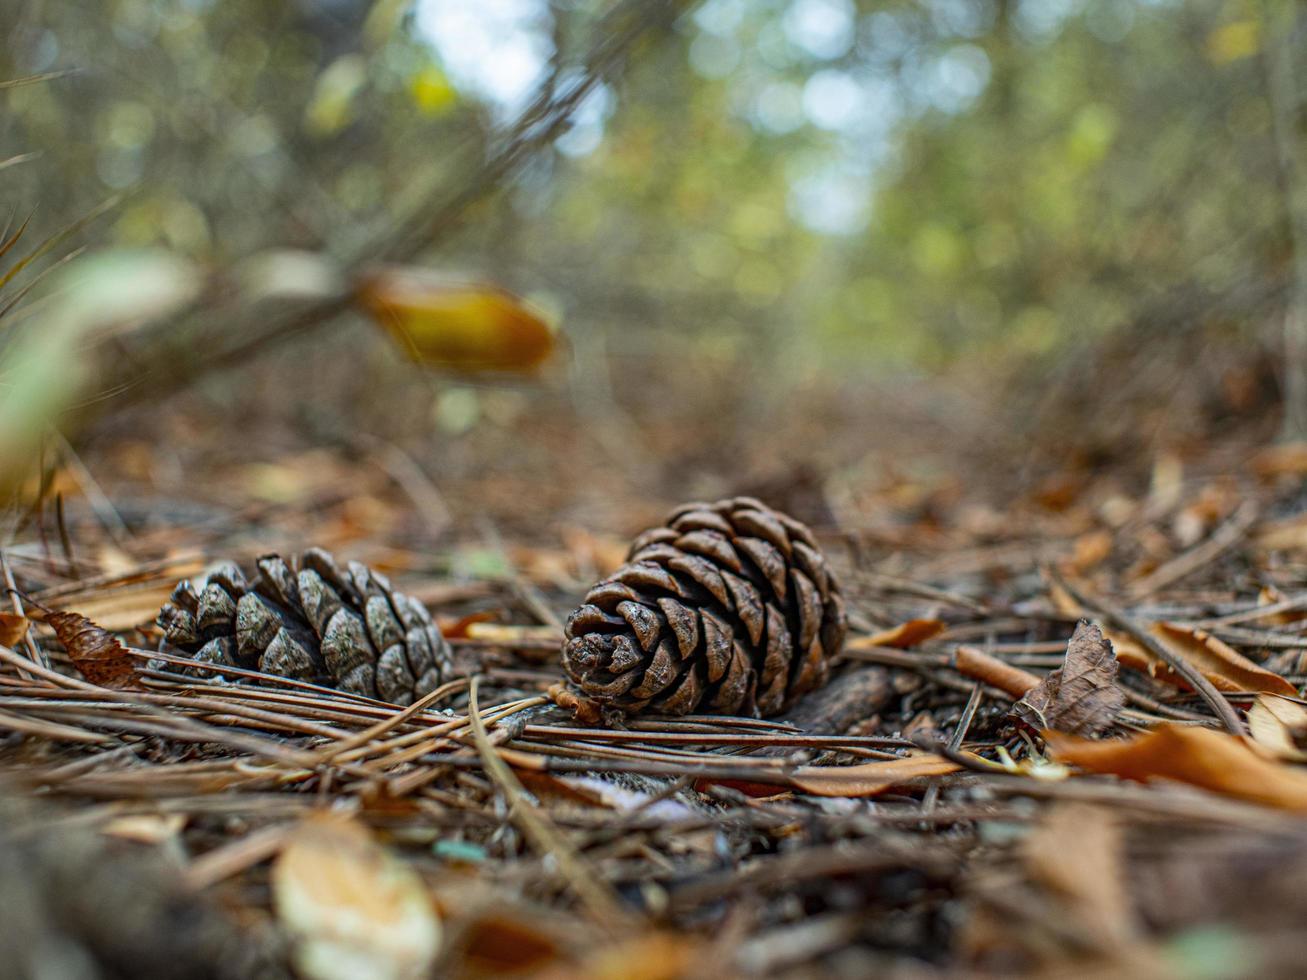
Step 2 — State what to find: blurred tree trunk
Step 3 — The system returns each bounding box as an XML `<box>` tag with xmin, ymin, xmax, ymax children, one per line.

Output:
<box><xmin>1264</xmin><ymin>0</ymin><xmax>1307</xmax><ymax>439</ymax></box>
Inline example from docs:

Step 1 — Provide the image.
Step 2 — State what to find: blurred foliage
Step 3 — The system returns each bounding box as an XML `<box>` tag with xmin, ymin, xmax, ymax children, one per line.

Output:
<box><xmin>1</xmin><ymin>0</ymin><xmax>1298</xmax><ymax>399</ymax></box>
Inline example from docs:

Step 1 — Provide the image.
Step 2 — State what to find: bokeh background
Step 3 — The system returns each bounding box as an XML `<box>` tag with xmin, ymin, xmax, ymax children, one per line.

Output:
<box><xmin>2</xmin><ymin>0</ymin><xmax>1302</xmax><ymax>542</ymax></box>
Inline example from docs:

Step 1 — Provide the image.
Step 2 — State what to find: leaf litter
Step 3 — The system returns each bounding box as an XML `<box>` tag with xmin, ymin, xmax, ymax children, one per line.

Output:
<box><xmin>3</xmin><ymin>433</ymin><xmax>1307</xmax><ymax>976</ymax></box>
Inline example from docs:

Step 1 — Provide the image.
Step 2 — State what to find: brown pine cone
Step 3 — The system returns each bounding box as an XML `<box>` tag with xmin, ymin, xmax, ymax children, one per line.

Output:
<box><xmin>561</xmin><ymin>497</ymin><xmax>846</xmax><ymax>718</ymax></box>
<box><xmin>156</xmin><ymin>549</ymin><xmax>452</xmax><ymax>705</ymax></box>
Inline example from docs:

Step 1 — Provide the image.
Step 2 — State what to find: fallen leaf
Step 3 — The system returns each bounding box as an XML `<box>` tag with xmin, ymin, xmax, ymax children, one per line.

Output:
<box><xmin>1248</xmin><ymin>694</ymin><xmax>1307</xmax><ymax>762</ymax></box>
<box><xmin>1146</xmin><ymin>622</ymin><xmax>1295</xmax><ymax>696</ymax></box>
<box><xmin>1024</xmin><ymin>803</ymin><xmax>1135</xmax><ymax>948</ymax></box>
<box><xmin>272</xmin><ymin>813</ymin><xmax>441</xmax><ymax>980</ymax></box>
<box><xmin>1049</xmin><ymin>585</ymin><xmax>1295</xmax><ymax>695</ymax></box>
<box><xmin>693</xmin><ymin>777</ymin><xmax>797</xmax><ymax>798</ymax></box>
<box><xmin>457</xmin><ymin>911</ymin><xmax>562</xmax><ymax>975</ymax></box>
<box><xmin>1255</xmin><ymin>512</ymin><xmax>1307</xmax><ymax>552</ymax></box>
<box><xmin>44</xmin><ymin>609</ymin><xmax>142</xmax><ymax>689</ymax></box>
<box><xmin>1069</xmin><ymin>529</ymin><xmax>1113</xmax><ymax>573</ymax></box>
<box><xmin>1251</xmin><ymin>441</ymin><xmax>1307</xmax><ymax>478</ymax></box>
<box><xmin>847</xmin><ymin>618</ymin><xmax>946</xmax><ymax>650</ymax></box>
<box><xmin>0</xmin><ymin>611</ymin><xmax>28</xmax><ymax>647</ymax></box>
<box><xmin>356</xmin><ymin>268</ymin><xmax>555</xmax><ymax>375</ymax></box>
<box><xmin>102</xmin><ymin>813</ymin><xmax>186</xmax><ymax>844</ymax></box>
<box><xmin>52</xmin><ymin>585</ymin><xmax>183</xmax><ymax>632</ymax></box>
<box><xmin>790</xmin><ymin>753</ymin><xmax>961</xmax><ymax>797</ymax></box>
<box><xmin>1257</xmin><ymin>585</ymin><xmax>1307</xmax><ymax>626</ymax></box>
<box><xmin>436</xmin><ymin>609</ymin><xmax>498</xmax><ymax>639</ymax></box>
<box><xmin>1047</xmin><ymin>725</ymin><xmax>1307</xmax><ymax>811</ymax></box>
<box><xmin>555</xmin><ymin>932</ymin><xmax>702</xmax><ymax>980</ymax></box>
<box><xmin>1011</xmin><ymin>621</ymin><xmax>1124</xmax><ymax>737</ymax></box>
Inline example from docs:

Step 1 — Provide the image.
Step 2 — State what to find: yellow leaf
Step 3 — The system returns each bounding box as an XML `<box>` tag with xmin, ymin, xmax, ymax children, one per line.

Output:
<box><xmin>409</xmin><ymin>65</ymin><xmax>456</xmax><ymax>116</ymax></box>
<box><xmin>356</xmin><ymin>268</ymin><xmax>556</xmax><ymax>375</ymax></box>
<box><xmin>1048</xmin><ymin>725</ymin><xmax>1307</xmax><ymax>812</ymax></box>
<box><xmin>1207</xmin><ymin>20</ymin><xmax>1260</xmax><ymax>65</ymax></box>
<box><xmin>272</xmin><ymin>813</ymin><xmax>441</xmax><ymax>980</ymax></box>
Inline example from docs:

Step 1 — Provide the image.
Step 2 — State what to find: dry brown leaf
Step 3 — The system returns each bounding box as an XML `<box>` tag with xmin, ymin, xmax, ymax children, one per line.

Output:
<box><xmin>457</xmin><ymin>911</ymin><xmax>563</xmax><ymax>975</ymax></box>
<box><xmin>356</xmin><ymin>268</ymin><xmax>555</xmax><ymax>375</ymax></box>
<box><xmin>847</xmin><ymin>618</ymin><xmax>946</xmax><ymax>650</ymax></box>
<box><xmin>1024</xmin><ymin>803</ymin><xmax>1135</xmax><ymax>948</ymax></box>
<box><xmin>790</xmin><ymin>753</ymin><xmax>961</xmax><ymax>797</ymax></box>
<box><xmin>1248</xmin><ymin>694</ymin><xmax>1307</xmax><ymax>762</ymax></box>
<box><xmin>272</xmin><ymin>812</ymin><xmax>441</xmax><ymax>980</ymax></box>
<box><xmin>1255</xmin><ymin>512</ymin><xmax>1307</xmax><ymax>552</ymax></box>
<box><xmin>1146</xmin><ymin>622</ymin><xmax>1295</xmax><ymax>695</ymax></box>
<box><xmin>52</xmin><ymin>585</ymin><xmax>180</xmax><ymax>632</ymax></box>
<box><xmin>0</xmin><ymin>611</ymin><xmax>28</xmax><ymax>647</ymax></box>
<box><xmin>558</xmin><ymin>932</ymin><xmax>702</xmax><ymax>980</ymax></box>
<box><xmin>1048</xmin><ymin>579</ymin><xmax>1084</xmax><ymax>618</ymax></box>
<box><xmin>1257</xmin><ymin>585</ymin><xmax>1307</xmax><ymax>626</ymax></box>
<box><xmin>43</xmin><ymin>609</ymin><xmax>141</xmax><ymax>690</ymax></box>
<box><xmin>102</xmin><ymin>813</ymin><xmax>186</xmax><ymax>844</ymax></box>
<box><xmin>1054</xmin><ymin>589</ymin><xmax>1298</xmax><ymax>696</ymax></box>
<box><xmin>1251</xmin><ymin>441</ymin><xmax>1307</xmax><ymax>478</ymax></box>
<box><xmin>436</xmin><ymin>609</ymin><xmax>498</xmax><ymax>639</ymax></box>
<box><xmin>1069</xmin><ymin>529</ymin><xmax>1113</xmax><ymax>573</ymax></box>
<box><xmin>1047</xmin><ymin>725</ymin><xmax>1307</xmax><ymax>811</ymax></box>
<box><xmin>1011</xmin><ymin>621</ymin><xmax>1123</xmax><ymax>737</ymax></box>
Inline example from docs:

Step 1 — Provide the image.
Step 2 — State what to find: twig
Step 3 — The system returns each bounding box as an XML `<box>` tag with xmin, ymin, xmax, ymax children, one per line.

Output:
<box><xmin>1</xmin><ymin>551</ymin><xmax>48</xmax><ymax>670</ymax></box>
<box><xmin>922</xmin><ymin>682</ymin><xmax>983</xmax><ymax>814</ymax></box>
<box><xmin>953</xmin><ymin>645</ymin><xmax>1040</xmax><ymax>698</ymax></box>
<box><xmin>466</xmin><ymin>676</ymin><xmax>633</xmax><ymax>932</ymax></box>
<box><xmin>1126</xmin><ymin>501</ymin><xmax>1258</xmax><ymax>598</ymax></box>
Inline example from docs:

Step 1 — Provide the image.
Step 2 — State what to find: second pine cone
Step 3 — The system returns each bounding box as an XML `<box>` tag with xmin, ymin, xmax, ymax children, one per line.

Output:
<box><xmin>562</xmin><ymin>497</ymin><xmax>846</xmax><ymax>717</ymax></box>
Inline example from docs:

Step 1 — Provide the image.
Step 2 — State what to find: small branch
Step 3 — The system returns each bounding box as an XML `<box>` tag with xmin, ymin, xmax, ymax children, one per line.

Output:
<box><xmin>466</xmin><ymin>676</ymin><xmax>634</xmax><ymax>934</ymax></box>
<box><xmin>1126</xmin><ymin>500</ymin><xmax>1258</xmax><ymax>598</ymax></box>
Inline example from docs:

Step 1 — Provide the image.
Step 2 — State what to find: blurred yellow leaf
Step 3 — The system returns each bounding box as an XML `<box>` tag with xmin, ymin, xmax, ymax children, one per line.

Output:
<box><xmin>1207</xmin><ymin>20</ymin><xmax>1260</xmax><ymax>64</ymax></box>
<box><xmin>409</xmin><ymin>65</ymin><xmax>457</xmax><ymax>116</ymax></box>
<box><xmin>273</xmin><ymin>813</ymin><xmax>441</xmax><ymax>980</ymax></box>
<box><xmin>357</xmin><ymin>269</ymin><xmax>556</xmax><ymax>374</ymax></box>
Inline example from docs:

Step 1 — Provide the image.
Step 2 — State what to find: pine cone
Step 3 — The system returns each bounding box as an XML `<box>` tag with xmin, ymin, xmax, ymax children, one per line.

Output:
<box><xmin>561</xmin><ymin>497</ymin><xmax>846</xmax><ymax>717</ymax></box>
<box><xmin>157</xmin><ymin>549</ymin><xmax>452</xmax><ymax>705</ymax></box>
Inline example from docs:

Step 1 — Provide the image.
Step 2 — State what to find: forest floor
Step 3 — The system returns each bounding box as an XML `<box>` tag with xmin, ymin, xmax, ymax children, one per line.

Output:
<box><xmin>2</xmin><ymin>373</ymin><xmax>1306</xmax><ymax>979</ymax></box>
